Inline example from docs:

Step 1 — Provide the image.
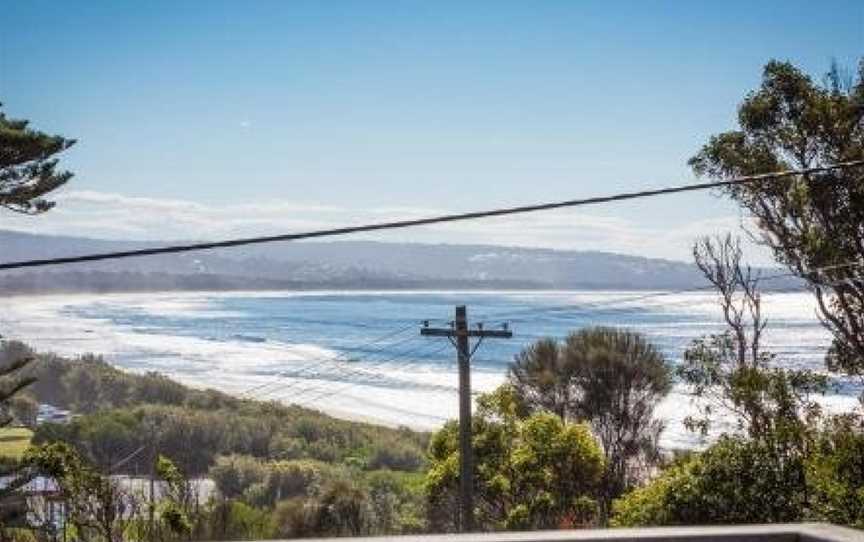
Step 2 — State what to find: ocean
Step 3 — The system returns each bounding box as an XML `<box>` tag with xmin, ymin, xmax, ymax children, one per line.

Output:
<box><xmin>2</xmin><ymin>289</ymin><xmax>859</xmax><ymax>449</ymax></box>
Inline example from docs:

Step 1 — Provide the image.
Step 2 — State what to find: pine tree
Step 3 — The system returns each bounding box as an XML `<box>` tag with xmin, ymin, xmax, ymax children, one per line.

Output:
<box><xmin>0</xmin><ymin>99</ymin><xmax>74</xmax><ymax>428</ymax></box>
<box><xmin>0</xmin><ymin>102</ymin><xmax>74</xmax><ymax>515</ymax></box>
<box><xmin>0</xmin><ymin>351</ymin><xmax>36</xmax><ymax>501</ymax></box>
<box><xmin>1</xmin><ymin>102</ymin><xmax>75</xmax><ymax>214</ymax></box>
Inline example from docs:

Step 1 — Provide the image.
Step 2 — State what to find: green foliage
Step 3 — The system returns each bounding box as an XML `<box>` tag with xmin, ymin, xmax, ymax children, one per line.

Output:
<box><xmin>314</xmin><ymin>480</ymin><xmax>372</xmax><ymax>536</ymax></box>
<box><xmin>210</xmin><ymin>454</ymin><xmax>267</xmax><ymax>499</ymax></box>
<box><xmin>609</xmin><ymin>459</ymin><xmax>693</xmax><ymax>527</ymax></box>
<box><xmin>617</xmin><ymin>244</ymin><xmax>858</xmax><ymax>532</ymax></box>
<box><xmin>365</xmin><ymin>469</ymin><xmax>427</xmax><ymax>534</ymax></box>
<box><xmin>10</xmin><ymin>341</ymin><xmax>429</xmax><ymax>477</ymax></box>
<box><xmin>367</xmin><ymin>438</ymin><xmax>426</xmax><ymax>471</ymax></box>
<box><xmin>806</xmin><ymin>416</ymin><xmax>864</xmax><ymax>528</ymax></box>
<box><xmin>681</xmin><ymin>331</ymin><xmax>827</xmax><ymax>439</ymax></box>
<box><xmin>689</xmin><ymin>59</ymin><xmax>864</xmax><ymax>387</ymax></box>
<box><xmin>206</xmin><ymin>500</ymin><xmax>274</xmax><ymax>540</ymax></box>
<box><xmin>5</xmin><ymin>341</ymin><xmax>431</xmax><ymax>538</ymax></box>
<box><xmin>508</xmin><ymin>328</ymin><xmax>671</xmax><ymax>519</ymax></box>
<box><xmin>613</xmin><ymin>420</ymin><xmax>864</xmax><ymax>529</ymax></box>
<box><xmin>210</xmin><ymin>455</ymin><xmax>341</xmax><ymax>505</ymax></box>
<box><xmin>508</xmin><ymin>338</ymin><xmax>572</xmax><ymax>418</ymax></box>
<box><xmin>426</xmin><ymin>385</ymin><xmax>604</xmax><ymax>532</ymax></box>
<box><xmin>206</xmin><ymin>455</ymin><xmax>425</xmax><ymax>538</ymax></box>
<box><xmin>32</xmin><ymin>400</ymin><xmax>427</xmax><ymax>478</ymax></box>
<box><xmin>674</xmin><ymin>231</ymin><xmax>837</xmax><ymax>525</ymax></box>
<box><xmin>0</xmin><ymin>348</ymin><xmax>36</xmax><ymax>518</ymax></box>
<box><xmin>159</xmin><ymin>505</ymin><xmax>192</xmax><ymax>539</ymax></box>
<box><xmin>255</xmin><ymin>459</ymin><xmax>324</xmax><ymax>504</ymax></box>
<box><xmin>270</xmin><ymin>497</ymin><xmax>319</xmax><ymax>538</ymax></box>
<box><xmin>630</xmin><ymin>226</ymin><xmax>854</xmax><ymax>528</ymax></box>
<box><xmin>0</xmin><ymin>102</ymin><xmax>75</xmax><ymax>214</ymax></box>
<box><xmin>21</xmin><ymin>438</ymin><xmax>427</xmax><ymax>540</ymax></box>
<box><xmin>24</xmin><ymin>442</ymin><xmax>138</xmax><ymax>541</ymax></box>
<box><xmin>155</xmin><ymin>455</ymin><xmax>193</xmax><ymax>539</ymax></box>
<box><xmin>612</xmin><ymin>435</ymin><xmax>808</xmax><ymax>526</ymax></box>
<box><xmin>6</xmin><ymin>395</ymin><xmax>37</xmax><ymax>428</ymax></box>
<box><xmin>0</xmin><ymin>353</ymin><xmax>35</xmax><ymax>431</ymax></box>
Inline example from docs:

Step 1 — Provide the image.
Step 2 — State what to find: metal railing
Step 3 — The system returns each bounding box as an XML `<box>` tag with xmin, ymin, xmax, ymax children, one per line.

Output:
<box><xmin>254</xmin><ymin>524</ymin><xmax>862</xmax><ymax>542</ymax></box>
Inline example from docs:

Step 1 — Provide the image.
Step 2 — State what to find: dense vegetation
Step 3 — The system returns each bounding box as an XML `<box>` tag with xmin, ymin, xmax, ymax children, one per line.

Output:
<box><xmin>612</xmin><ymin>58</ymin><xmax>864</xmax><ymax>529</ymax></box>
<box><xmin>1</xmin><ymin>340</ymin><xmax>430</xmax><ymax>539</ymax></box>
<box><xmin>612</xmin><ymin>416</ymin><xmax>864</xmax><ymax>528</ymax></box>
<box><xmin>689</xmin><ymin>59</ymin><xmax>864</xmax><ymax>387</ymax></box>
<box><xmin>1</xmin><ymin>341</ymin><xmax>428</xmax><ymax>477</ymax></box>
<box><xmin>0</xmin><ymin>100</ymin><xmax>75</xmax><ymax>531</ymax></box>
<box><xmin>508</xmin><ymin>328</ymin><xmax>671</xmax><ymax>520</ymax></box>
<box><xmin>426</xmin><ymin>385</ymin><xmax>604</xmax><ymax>531</ymax></box>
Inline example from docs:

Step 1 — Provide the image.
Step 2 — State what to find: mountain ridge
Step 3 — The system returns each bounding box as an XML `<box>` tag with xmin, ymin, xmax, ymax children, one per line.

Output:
<box><xmin>0</xmin><ymin>230</ymin><xmax>799</xmax><ymax>293</ymax></box>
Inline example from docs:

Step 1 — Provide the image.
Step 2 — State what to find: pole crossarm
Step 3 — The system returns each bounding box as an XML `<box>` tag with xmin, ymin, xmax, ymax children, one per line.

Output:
<box><xmin>420</xmin><ymin>328</ymin><xmax>513</xmax><ymax>338</ymax></box>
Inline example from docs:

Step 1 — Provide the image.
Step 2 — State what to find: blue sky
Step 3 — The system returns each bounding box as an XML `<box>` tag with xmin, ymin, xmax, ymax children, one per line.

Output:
<box><xmin>1</xmin><ymin>1</ymin><xmax>861</xmax><ymax>261</ymax></box>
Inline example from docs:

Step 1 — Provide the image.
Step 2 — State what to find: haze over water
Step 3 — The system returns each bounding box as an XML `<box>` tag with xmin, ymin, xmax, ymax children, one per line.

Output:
<box><xmin>3</xmin><ymin>289</ymin><xmax>859</xmax><ymax>449</ymax></box>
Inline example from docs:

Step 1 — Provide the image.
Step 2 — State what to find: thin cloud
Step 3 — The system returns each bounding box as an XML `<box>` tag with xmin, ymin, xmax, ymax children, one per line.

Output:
<box><xmin>0</xmin><ymin>190</ymin><xmax>772</xmax><ymax>263</ymax></box>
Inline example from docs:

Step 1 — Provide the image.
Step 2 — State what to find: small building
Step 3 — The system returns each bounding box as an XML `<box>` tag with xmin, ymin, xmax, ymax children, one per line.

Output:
<box><xmin>0</xmin><ymin>475</ymin><xmax>66</xmax><ymax>536</ymax></box>
<box><xmin>36</xmin><ymin>404</ymin><xmax>72</xmax><ymax>425</ymax></box>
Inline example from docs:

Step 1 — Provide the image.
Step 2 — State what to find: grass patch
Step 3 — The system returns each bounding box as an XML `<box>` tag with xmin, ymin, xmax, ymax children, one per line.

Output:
<box><xmin>0</xmin><ymin>427</ymin><xmax>33</xmax><ymax>459</ymax></box>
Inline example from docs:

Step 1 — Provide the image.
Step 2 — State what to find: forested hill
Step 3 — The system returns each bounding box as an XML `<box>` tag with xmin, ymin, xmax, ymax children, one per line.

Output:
<box><xmin>2</xmin><ymin>341</ymin><xmax>429</xmax><ymax>477</ymax></box>
<box><xmin>0</xmin><ymin>230</ymin><xmax>801</xmax><ymax>293</ymax></box>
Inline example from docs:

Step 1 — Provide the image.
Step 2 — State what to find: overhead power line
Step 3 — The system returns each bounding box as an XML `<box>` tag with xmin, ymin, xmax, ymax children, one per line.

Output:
<box><xmin>475</xmin><ymin>260</ymin><xmax>864</xmax><ymax>323</ymax></box>
<box><xmin>287</xmin><ymin>341</ymin><xmax>455</xmax><ymax>409</ymax></box>
<box><xmin>264</xmin><ymin>338</ymin><xmax>453</xmax><ymax>404</ymax></box>
<box><xmin>1</xmin><ymin>161</ymin><xmax>861</xmax><ymax>271</ymax></box>
<box><xmin>238</xmin><ymin>324</ymin><xmax>421</xmax><ymax>398</ymax></box>
<box><xmin>238</xmin><ymin>320</ymin><xmax>453</xmax><ymax>402</ymax></box>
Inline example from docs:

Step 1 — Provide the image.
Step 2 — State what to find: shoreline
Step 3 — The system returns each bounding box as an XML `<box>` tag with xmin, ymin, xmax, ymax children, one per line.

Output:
<box><xmin>3</xmin><ymin>288</ymin><xmax>855</xmax><ymax>451</ymax></box>
<box><xmin>0</xmin><ymin>280</ymin><xmax>809</xmax><ymax>299</ymax></box>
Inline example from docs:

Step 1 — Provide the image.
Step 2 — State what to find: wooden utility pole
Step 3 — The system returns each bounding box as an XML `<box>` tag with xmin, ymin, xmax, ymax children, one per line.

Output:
<box><xmin>147</xmin><ymin>426</ymin><xmax>156</xmax><ymax>542</ymax></box>
<box><xmin>421</xmin><ymin>305</ymin><xmax>512</xmax><ymax>532</ymax></box>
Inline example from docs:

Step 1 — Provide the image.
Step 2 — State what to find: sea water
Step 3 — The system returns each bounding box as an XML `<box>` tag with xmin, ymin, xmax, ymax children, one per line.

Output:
<box><xmin>3</xmin><ymin>290</ymin><xmax>860</xmax><ymax>449</ymax></box>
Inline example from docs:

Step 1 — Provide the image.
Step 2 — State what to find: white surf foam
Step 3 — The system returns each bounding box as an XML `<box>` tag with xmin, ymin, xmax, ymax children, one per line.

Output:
<box><xmin>1</xmin><ymin>290</ymin><xmax>856</xmax><ymax>449</ymax></box>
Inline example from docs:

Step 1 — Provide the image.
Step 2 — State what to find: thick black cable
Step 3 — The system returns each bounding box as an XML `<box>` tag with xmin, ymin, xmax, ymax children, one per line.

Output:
<box><xmin>1</xmin><ymin>161</ymin><xmax>860</xmax><ymax>271</ymax></box>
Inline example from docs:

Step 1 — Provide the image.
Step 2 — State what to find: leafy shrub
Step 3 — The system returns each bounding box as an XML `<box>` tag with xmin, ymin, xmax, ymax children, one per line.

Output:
<box><xmin>806</xmin><ymin>417</ymin><xmax>864</xmax><ymax>529</ymax></box>
<box><xmin>368</xmin><ymin>441</ymin><xmax>425</xmax><ymax>471</ymax></box>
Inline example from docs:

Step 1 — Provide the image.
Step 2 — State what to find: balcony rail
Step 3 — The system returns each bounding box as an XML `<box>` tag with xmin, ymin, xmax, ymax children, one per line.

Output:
<box><xmin>251</xmin><ymin>524</ymin><xmax>862</xmax><ymax>542</ymax></box>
